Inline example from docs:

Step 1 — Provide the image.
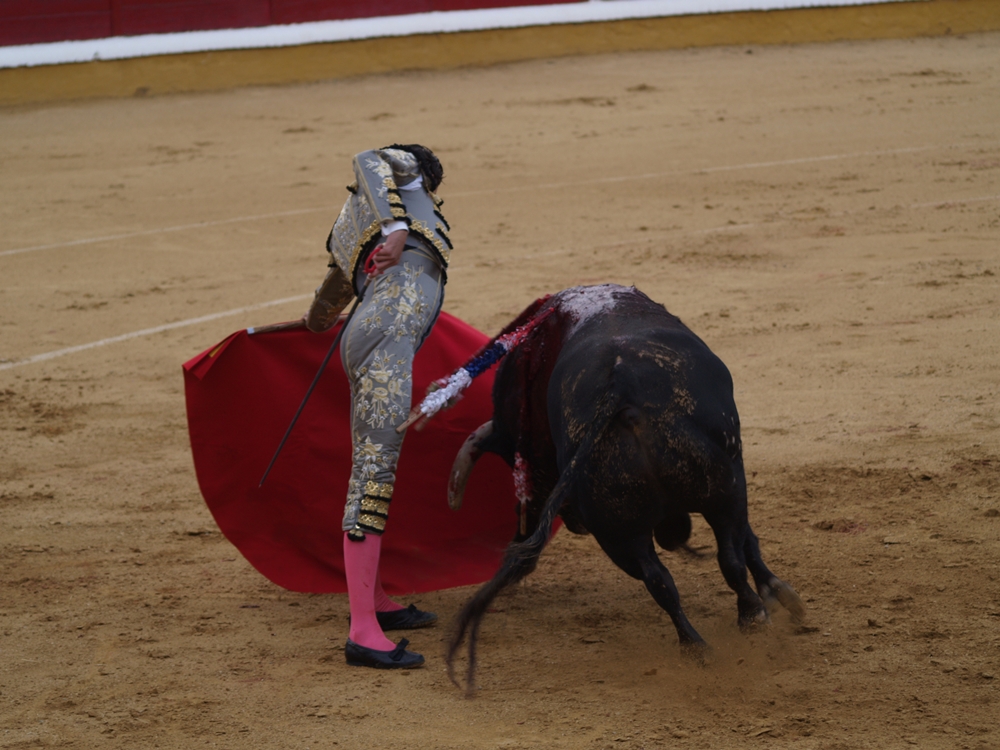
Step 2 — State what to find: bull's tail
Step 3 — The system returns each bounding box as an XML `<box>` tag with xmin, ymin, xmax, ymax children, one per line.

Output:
<box><xmin>445</xmin><ymin>388</ymin><xmax>623</xmax><ymax>697</ymax></box>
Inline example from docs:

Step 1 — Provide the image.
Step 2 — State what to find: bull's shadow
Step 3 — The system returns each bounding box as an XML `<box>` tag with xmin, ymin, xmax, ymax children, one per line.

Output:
<box><xmin>445</xmin><ymin>284</ymin><xmax>805</xmax><ymax>696</ymax></box>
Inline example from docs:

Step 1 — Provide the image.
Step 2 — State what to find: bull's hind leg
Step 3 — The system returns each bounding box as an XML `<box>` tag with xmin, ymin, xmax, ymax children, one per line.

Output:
<box><xmin>743</xmin><ymin>528</ymin><xmax>806</xmax><ymax>623</ymax></box>
<box><xmin>703</xmin><ymin>515</ymin><xmax>770</xmax><ymax>630</ymax></box>
<box><xmin>594</xmin><ymin>533</ymin><xmax>706</xmax><ymax>653</ymax></box>
<box><xmin>582</xmin><ymin>417</ymin><xmax>706</xmax><ymax>653</ymax></box>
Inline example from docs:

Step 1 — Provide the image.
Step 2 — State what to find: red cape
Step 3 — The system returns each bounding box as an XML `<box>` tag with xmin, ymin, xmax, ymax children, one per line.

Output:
<box><xmin>182</xmin><ymin>312</ymin><xmax>519</xmax><ymax>595</ymax></box>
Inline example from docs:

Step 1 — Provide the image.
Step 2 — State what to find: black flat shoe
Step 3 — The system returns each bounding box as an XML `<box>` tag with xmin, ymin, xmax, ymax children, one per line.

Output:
<box><xmin>345</xmin><ymin>638</ymin><xmax>424</xmax><ymax>669</ymax></box>
<box><xmin>376</xmin><ymin>604</ymin><xmax>438</xmax><ymax>631</ymax></box>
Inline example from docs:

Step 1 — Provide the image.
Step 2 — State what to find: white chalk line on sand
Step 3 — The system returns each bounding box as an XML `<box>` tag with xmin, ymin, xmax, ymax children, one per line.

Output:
<box><xmin>4</xmin><ymin>142</ymin><xmax>998</xmax><ymax>372</ymax></box>
<box><xmin>1</xmin><ymin>143</ymin><xmax>975</xmax><ymax>258</ymax></box>
<box><xmin>0</xmin><ymin>294</ymin><xmax>310</xmax><ymax>372</ymax></box>
<box><xmin>0</xmin><ymin>207</ymin><xmax>329</xmax><ymax>258</ymax></box>
<box><xmin>6</xmin><ymin>182</ymin><xmax>999</xmax><ymax>372</ymax></box>
<box><xmin>487</xmin><ymin>188</ymin><xmax>1000</xmax><ymax>262</ymax></box>
<box><xmin>450</xmin><ymin>145</ymin><xmax>947</xmax><ymax>197</ymax></box>
<box><xmin>4</xmin><ymin>187</ymin><xmax>998</xmax><ymax>372</ymax></box>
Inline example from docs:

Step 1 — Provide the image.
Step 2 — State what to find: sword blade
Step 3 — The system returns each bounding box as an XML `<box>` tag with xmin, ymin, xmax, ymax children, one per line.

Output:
<box><xmin>259</xmin><ymin>281</ymin><xmax>369</xmax><ymax>488</ymax></box>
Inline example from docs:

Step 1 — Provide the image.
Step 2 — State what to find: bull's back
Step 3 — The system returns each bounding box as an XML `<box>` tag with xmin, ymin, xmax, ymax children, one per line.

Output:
<box><xmin>547</xmin><ymin>291</ymin><xmax>742</xmax><ymax>505</ymax></box>
<box><xmin>550</xmin><ymin>292</ymin><xmax>735</xmax><ymax>428</ymax></box>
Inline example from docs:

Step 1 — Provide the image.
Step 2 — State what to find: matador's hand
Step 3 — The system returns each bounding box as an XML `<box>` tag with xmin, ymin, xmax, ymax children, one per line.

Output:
<box><xmin>369</xmin><ymin>229</ymin><xmax>407</xmax><ymax>275</ymax></box>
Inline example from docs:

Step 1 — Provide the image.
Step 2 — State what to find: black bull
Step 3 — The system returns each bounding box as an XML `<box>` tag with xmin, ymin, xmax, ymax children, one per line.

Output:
<box><xmin>445</xmin><ymin>285</ymin><xmax>805</xmax><ymax>692</ymax></box>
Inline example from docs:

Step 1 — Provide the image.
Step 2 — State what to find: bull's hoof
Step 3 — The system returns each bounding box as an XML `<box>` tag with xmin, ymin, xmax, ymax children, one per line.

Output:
<box><xmin>776</xmin><ymin>584</ymin><xmax>807</xmax><ymax>623</ymax></box>
<box><xmin>738</xmin><ymin>606</ymin><xmax>770</xmax><ymax>633</ymax></box>
<box><xmin>764</xmin><ymin>578</ymin><xmax>806</xmax><ymax>623</ymax></box>
<box><xmin>679</xmin><ymin>640</ymin><xmax>711</xmax><ymax>665</ymax></box>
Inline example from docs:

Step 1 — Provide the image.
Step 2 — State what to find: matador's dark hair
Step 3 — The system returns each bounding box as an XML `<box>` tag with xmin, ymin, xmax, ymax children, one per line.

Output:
<box><xmin>383</xmin><ymin>143</ymin><xmax>444</xmax><ymax>193</ymax></box>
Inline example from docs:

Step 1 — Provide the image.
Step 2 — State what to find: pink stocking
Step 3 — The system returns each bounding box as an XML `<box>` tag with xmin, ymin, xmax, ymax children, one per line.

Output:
<box><xmin>374</xmin><ymin>569</ymin><xmax>405</xmax><ymax>613</ymax></box>
<box><xmin>343</xmin><ymin>533</ymin><xmax>395</xmax><ymax>651</ymax></box>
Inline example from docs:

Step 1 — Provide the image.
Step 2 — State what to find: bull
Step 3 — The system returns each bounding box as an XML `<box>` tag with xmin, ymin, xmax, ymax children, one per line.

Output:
<box><xmin>445</xmin><ymin>284</ymin><xmax>804</xmax><ymax>693</ymax></box>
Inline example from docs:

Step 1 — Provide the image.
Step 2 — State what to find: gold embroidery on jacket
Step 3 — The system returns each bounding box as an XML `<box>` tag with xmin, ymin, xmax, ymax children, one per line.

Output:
<box><xmin>409</xmin><ymin>220</ymin><xmax>450</xmax><ymax>264</ymax></box>
<box><xmin>436</xmin><ymin>222</ymin><xmax>453</xmax><ymax>249</ymax></box>
<box><xmin>330</xmin><ymin>189</ymin><xmax>384</xmax><ymax>280</ymax></box>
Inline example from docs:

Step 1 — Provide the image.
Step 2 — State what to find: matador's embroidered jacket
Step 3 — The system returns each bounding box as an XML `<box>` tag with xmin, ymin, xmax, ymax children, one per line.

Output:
<box><xmin>306</xmin><ymin>148</ymin><xmax>452</xmax><ymax>332</ymax></box>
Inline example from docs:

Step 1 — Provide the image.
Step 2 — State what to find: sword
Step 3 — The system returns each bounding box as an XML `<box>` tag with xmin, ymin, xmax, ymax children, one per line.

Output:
<box><xmin>258</xmin><ymin>255</ymin><xmax>378</xmax><ymax>487</ymax></box>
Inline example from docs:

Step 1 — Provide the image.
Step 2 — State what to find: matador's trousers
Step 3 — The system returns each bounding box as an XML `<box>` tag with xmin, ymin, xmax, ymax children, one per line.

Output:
<box><xmin>339</xmin><ymin>245</ymin><xmax>444</xmax><ymax>540</ymax></box>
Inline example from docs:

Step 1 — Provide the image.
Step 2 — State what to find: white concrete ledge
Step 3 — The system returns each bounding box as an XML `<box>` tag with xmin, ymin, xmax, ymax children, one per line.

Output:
<box><xmin>0</xmin><ymin>0</ymin><xmax>913</xmax><ymax>69</ymax></box>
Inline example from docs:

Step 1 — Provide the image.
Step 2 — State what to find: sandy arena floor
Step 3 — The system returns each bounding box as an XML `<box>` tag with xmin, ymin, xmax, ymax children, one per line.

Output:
<box><xmin>1</xmin><ymin>31</ymin><xmax>999</xmax><ymax>750</ymax></box>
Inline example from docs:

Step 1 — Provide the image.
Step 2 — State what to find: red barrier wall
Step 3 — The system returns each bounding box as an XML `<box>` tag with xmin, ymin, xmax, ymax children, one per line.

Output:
<box><xmin>0</xmin><ymin>0</ymin><xmax>582</xmax><ymax>47</ymax></box>
<box><xmin>1</xmin><ymin>2</ymin><xmax>110</xmax><ymax>46</ymax></box>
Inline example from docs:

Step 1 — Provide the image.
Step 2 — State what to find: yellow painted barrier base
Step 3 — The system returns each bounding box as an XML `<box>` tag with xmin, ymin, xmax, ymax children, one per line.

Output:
<box><xmin>1</xmin><ymin>0</ymin><xmax>998</xmax><ymax>106</ymax></box>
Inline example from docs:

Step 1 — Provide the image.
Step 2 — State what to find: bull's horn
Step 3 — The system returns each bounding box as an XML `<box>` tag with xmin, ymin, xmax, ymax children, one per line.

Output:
<box><xmin>448</xmin><ymin>421</ymin><xmax>493</xmax><ymax>511</ymax></box>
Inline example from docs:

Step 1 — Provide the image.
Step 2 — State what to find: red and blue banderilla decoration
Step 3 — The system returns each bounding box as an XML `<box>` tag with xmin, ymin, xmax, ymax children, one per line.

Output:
<box><xmin>395</xmin><ymin>305</ymin><xmax>553</xmax><ymax>434</ymax></box>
